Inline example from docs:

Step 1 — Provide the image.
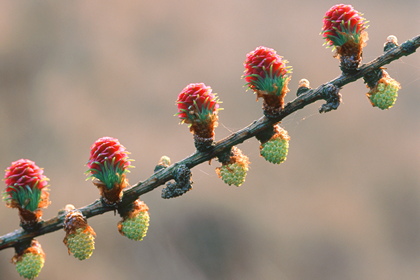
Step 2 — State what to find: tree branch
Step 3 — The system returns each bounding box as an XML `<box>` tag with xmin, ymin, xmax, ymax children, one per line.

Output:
<box><xmin>1</xmin><ymin>34</ymin><xmax>418</xmax><ymax>251</ymax></box>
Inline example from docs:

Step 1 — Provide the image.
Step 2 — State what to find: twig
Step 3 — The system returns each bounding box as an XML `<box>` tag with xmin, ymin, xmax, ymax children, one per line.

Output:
<box><xmin>1</xmin><ymin>34</ymin><xmax>419</xmax><ymax>251</ymax></box>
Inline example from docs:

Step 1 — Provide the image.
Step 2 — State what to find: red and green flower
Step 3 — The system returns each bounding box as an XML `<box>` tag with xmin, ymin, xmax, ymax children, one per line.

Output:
<box><xmin>321</xmin><ymin>4</ymin><xmax>368</xmax><ymax>50</ymax></box>
<box><xmin>3</xmin><ymin>159</ymin><xmax>49</xmax><ymax>212</ymax></box>
<box><xmin>321</xmin><ymin>4</ymin><xmax>369</xmax><ymax>72</ymax></box>
<box><xmin>177</xmin><ymin>83</ymin><xmax>221</xmax><ymax>125</ymax></box>
<box><xmin>243</xmin><ymin>46</ymin><xmax>292</xmax><ymax>115</ymax></box>
<box><xmin>87</xmin><ymin>137</ymin><xmax>132</xmax><ymax>204</ymax></box>
<box><xmin>244</xmin><ymin>46</ymin><xmax>291</xmax><ymax>96</ymax></box>
<box><xmin>176</xmin><ymin>83</ymin><xmax>222</xmax><ymax>150</ymax></box>
<box><xmin>87</xmin><ymin>137</ymin><xmax>132</xmax><ymax>189</ymax></box>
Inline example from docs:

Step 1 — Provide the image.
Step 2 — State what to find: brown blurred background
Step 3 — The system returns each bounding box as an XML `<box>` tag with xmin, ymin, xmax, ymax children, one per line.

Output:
<box><xmin>0</xmin><ymin>0</ymin><xmax>419</xmax><ymax>279</ymax></box>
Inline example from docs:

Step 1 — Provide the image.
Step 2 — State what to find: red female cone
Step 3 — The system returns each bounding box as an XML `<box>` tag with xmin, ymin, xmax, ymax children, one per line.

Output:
<box><xmin>176</xmin><ymin>83</ymin><xmax>222</xmax><ymax>151</ymax></box>
<box><xmin>3</xmin><ymin>159</ymin><xmax>50</xmax><ymax>230</ymax></box>
<box><xmin>321</xmin><ymin>4</ymin><xmax>369</xmax><ymax>72</ymax></box>
<box><xmin>86</xmin><ymin>137</ymin><xmax>133</xmax><ymax>205</ymax></box>
<box><xmin>243</xmin><ymin>46</ymin><xmax>292</xmax><ymax>117</ymax></box>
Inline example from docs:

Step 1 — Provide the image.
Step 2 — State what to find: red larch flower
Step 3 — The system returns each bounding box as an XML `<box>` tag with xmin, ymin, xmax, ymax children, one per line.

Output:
<box><xmin>176</xmin><ymin>83</ymin><xmax>221</xmax><ymax>125</ymax></box>
<box><xmin>176</xmin><ymin>83</ymin><xmax>222</xmax><ymax>151</ymax></box>
<box><xmin>321</xmin><ymin>4</ymin><xmax>369</xmax><ymax>72</ymax></box>
<box><xmin>3</xmin><ymin>159</ymin><xmax>49</xmax><ymax>212</ymax></box>
<box><xmin>243</xmin><ymin>46</ymin><xmax>292</xmax><ymax>116</ymax></box>
<box><xmin>321</xmin><ymin>4</ymin><xmax>368</xmax><ymax>49</ymax></box>
<box><xmin>86</xmin><ymin>137</ymin><xmax>132</xmax><ymax>204</ymax></box>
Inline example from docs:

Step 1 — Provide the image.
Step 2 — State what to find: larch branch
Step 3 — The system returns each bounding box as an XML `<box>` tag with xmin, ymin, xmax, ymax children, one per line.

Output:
<box><xmin>1</xmin><ymin>34</ymin><xmax>418</xmax><ymax>251</ymax></box>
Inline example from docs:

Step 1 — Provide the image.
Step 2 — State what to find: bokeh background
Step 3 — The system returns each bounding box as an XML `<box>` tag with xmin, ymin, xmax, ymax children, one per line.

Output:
<box><xmin>0</xmin><ymin>0</ymin><xmax>419</xmax><ymax>279</ymax></box>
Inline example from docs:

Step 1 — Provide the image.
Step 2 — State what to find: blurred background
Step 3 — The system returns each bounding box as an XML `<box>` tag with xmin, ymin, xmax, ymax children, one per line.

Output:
<box><xmin>0</xmin><ymin>0</ymin><xmax>419</xmax><ymax>279</ymax></box>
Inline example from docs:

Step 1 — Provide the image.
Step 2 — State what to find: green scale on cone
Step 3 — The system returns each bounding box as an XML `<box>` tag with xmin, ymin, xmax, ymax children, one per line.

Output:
<box><xmin>367</xmin><ymin>75</ymin><xmax>400</xmax><ymax>110</ymax></box>
<box><xmin>260</xmin><ymin>137</ymin><xmax>289</xmax><ymax>164</ymax></box>
<box><xmin>118</xmin><ymin>199</ymin><xmax>150</xmax><ymax>241</ymax></box>
<box><xmin>119</xmin><ymin>211</ymin><xmax>150</xmax><ymax>241</ymax></box>
<box><xmin>63</xmin><ymin>206</ymin><xmax>96</xmax><ymax>261</ymax></box>
<box><xmin>13</xmin><ymin>240</ymin><xmax>45</xmax><ymax>280</ymax></box>
<box><xmin>15</xmin><ymin>252</ymin><xmax>44</xmax><ymax>280</ymax></box>
<box><xmin>259</xmin><ymin>125</ymin><xmax>290</xmax><ymax>164</ymax></box>
<box><xmin>217</xmin><ymin>162</ymin><xmax>249</xmax><ymax>186</ymax></box>
<box><xmin>65</xmin><ymin>227</ymin><xmax>95</xmax><ymax>260</ymax></box>
<box><xmin>216</xmin><ymin>146</ymin><xmax>250</xmax><ymax>187</ymax></box>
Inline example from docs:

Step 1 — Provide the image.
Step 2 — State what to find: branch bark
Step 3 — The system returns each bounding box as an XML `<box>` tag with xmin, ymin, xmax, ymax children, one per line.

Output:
<box><xmin>1</xmin><ymin>34</ymin><xmax>419</xmax><ymax>251</ymax></box>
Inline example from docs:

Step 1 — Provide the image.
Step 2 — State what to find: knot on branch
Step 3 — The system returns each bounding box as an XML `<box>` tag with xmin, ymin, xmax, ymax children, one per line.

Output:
<box><xmin>18</xmin><ymin>208</ymin><xmax>43</xmax><ymax>232</ymax></box>
<box><xmin>262</xmin><ymin>100</ymin><xmax>283</xmax><ymax>119</ymax></box>
<box><xmin>401</xmin><ymin>39</ymin><xmax>417</xmax><ymax>55</ymax></box>
<box><xmin>319</xmin><ymin>84</ymin><xmax>342</xmax><ymax>113</ymax></box>
<box><xmin>97</xmin><ymin>186</ymin><xmax>122</xmax><ymax>208</ymax></box>
<box><xmin>339</xmin><ymin>54</ymin><xmax>362</xmax><ymax>74</ymax></box>
<box><xmin>363</xmin><ymin>68</ymin><xmax>384</xmax><ymax>88</ymax></box>
<box><xmin>255</xmin><ymin>127</ymin><xmax>275</xmax><ymax>144</ymax></box>
<box><xmin>161</xmin><ymin>164</ymin><xmax>193</xmax><ymax>199</ymax></box>
<box><xmin>193</xmin><ymin>134</ymin><xmax>215</xmax><ymax>152</ymax></box>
